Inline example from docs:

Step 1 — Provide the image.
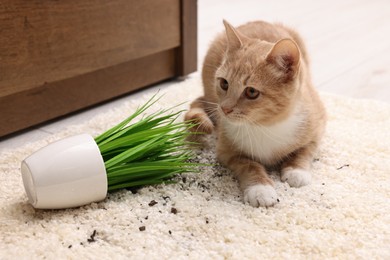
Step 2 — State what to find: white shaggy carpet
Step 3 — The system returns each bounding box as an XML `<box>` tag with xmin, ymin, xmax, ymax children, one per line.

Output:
<box><xmin>1</xmin><ymin>77</ymin><xmax>389</xmax><ymax>259</ymax></box>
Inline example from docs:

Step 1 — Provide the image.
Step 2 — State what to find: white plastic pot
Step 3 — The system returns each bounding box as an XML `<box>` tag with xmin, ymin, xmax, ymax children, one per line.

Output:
<box><xmin>21</xmin><ymin>134</ymin><xmax>107</xmax><ymax>209</ymax></box>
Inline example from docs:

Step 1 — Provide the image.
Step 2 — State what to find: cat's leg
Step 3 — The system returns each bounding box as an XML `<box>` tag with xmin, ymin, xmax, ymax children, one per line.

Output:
<box><xmin>217</xmin><ymin>140</ymin><xmax>278</xmax><ymax>207</ymax></box>
<box><xmin>184</xmin><ymin>97</ymin><xmax>214</xmax><ymax>134</ymax></box>
<box><xmin>281</xmin><ymin>142</ymin><xmax>318</xmax><ymax>187</ymax></box>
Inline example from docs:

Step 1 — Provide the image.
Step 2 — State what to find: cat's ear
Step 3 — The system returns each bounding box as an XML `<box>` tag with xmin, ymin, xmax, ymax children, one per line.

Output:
<box><xmin>223</xmin><ymin>20</ymin><xmax>247</xmax><ymax>51</ymax></box>
<box><xmin>266</xmin><ymin>39</ymin><xmax>300</xmax><ymax>81</ymax></box>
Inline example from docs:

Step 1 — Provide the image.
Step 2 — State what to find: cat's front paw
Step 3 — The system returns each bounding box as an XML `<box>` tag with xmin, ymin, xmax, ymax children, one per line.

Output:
<box><xmin>281</xmin><ymin>167</ymin><xmax>311</xmax><ymax>187</ymax></box>
<box><xmin>243</xmin><ymin>184</ymin><xmax>278</xmax><ymax>207</ymax></box>
<box><xmin>184</xmin><ymin>108</ymin><xmax>214</xmax><ymax>134</ymax></box>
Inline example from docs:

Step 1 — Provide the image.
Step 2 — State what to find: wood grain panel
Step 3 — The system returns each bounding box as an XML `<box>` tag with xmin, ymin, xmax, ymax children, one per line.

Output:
<box><xmin>177</xmin><ymin>0</ymin><xmax>198</xmax><ymax>75</ymax></box>
<box><xmin>0</xmin><ymin>50</ymin><xmax>177</xmax><ymax>137</ymax></box>
<box><xmin>0</xmin><ymin>0</ymin><xmax>198</xmax><ymax>138</ymax></box>
<box><xmin>0</xmin><ymin>0</ymin><xmax>181</xmax><ymax>96</ymax></box>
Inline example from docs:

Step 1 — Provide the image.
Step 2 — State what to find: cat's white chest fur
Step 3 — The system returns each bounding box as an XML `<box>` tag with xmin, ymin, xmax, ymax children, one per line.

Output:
<box><xmin>222</xmin><ymin>107</ymin><xmax>304</xmax><ymax>165</ymax></box>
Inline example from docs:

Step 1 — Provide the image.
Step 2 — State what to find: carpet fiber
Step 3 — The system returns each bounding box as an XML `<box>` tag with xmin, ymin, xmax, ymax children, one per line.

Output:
<box><xmin>1</xmin><ymin>78</ymin><xmax>389</xmax><ymax>259</ymax></box>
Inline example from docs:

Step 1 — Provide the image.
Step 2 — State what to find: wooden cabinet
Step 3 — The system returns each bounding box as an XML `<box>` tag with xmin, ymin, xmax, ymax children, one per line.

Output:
<box><xmin>0</xmin><ymin>0</ymin><xmax>197</xmax><ymax>137</ymax></box>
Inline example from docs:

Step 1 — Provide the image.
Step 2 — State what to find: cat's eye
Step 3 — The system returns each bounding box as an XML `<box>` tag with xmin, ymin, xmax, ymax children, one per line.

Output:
<box><xmin>218</xmin><ymin>78</ymin><xmax>229</xmax><ymax>91</ymax></box>
<box><xmin>244</xmin><ymin>87</ymin><xmax>260</xmax><ymax>99</ymax></box>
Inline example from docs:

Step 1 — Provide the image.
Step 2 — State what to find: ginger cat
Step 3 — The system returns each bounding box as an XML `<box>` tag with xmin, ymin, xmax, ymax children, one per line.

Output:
<box><xmin>185</xmin><ymin>20</ymin><xmax>326</xmax><ymax>207</ymax></box>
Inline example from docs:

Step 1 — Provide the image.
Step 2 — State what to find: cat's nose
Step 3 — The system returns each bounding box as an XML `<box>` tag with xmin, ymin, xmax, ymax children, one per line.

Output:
<box><xmin>222</xmin><ymin>107</ymin><xmax>233</xmax><ymax>115</ymax></box>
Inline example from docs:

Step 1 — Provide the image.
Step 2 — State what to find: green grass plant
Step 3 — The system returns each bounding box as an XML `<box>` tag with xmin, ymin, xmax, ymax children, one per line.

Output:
<box><xmin>94</xmin><ymin>95</ymin><xmax>199</xmax><ymax>191</ymax></box>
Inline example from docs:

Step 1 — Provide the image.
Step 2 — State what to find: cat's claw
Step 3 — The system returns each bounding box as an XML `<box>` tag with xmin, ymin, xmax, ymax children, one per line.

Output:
<box><xmin>281</xmin><ymin>168</ymin><xmax>311</xmax><ymax>187</ymax></box>
<box><xmin>244</xmin><ymin>184</ymin><xmax>278</xmax><ymax>207</ymax></box>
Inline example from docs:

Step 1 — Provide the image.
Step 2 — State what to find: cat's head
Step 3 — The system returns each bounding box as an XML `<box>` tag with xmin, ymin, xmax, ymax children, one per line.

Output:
<box><xmin>215</xmin><ymin>20</ymin><xmax>302</xmax><ymax>125</ymax></box>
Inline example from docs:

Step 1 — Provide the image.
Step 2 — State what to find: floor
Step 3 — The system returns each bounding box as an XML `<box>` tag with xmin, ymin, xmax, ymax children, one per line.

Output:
<box><xmin>1</xmin><ymin>0</ymin><xmax>389</xmax><ymax>152</ymax></box>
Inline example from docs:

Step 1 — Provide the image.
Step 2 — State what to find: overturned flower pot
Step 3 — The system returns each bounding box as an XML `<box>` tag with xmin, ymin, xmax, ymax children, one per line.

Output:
<box><xmin>22</xmin><ymin>134</ymin><xmax>107</xmax><ymax>209</ymax></box>
<box><xmin>21</xmin><ymin>96</ymin><xmax>199</xmax><ymax>209</ymax></box>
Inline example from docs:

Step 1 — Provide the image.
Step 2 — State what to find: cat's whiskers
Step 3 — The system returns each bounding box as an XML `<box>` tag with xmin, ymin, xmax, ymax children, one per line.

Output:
<box><xmin>188</xmin><ymin>101</ymin><xmax>220</xmax><ymax>134</ymax></box>
<box><xmin>229</xmin><ymin>113</ymin><xmax>258</xmax><ymax>161</ymax></box>
<box><xmin>245</xmin><ymin>117</ymin><xmax>287</xmax><ymax>146</ymax></box>
<box><xmin>221</xmin><ymin>114</ymin><xmax>242</xmax><ymax>152</ymax></box>
<box><xmin>204</xmin><ymin>107</ymin><xmax>219</xmax><ymax>123</ymax></box>
<box><xmin>223</xmin><ymin>114</ymin><xmax>289</xmax><ymax>163</ymax></box>
<box><xmin>199</xmin><ymin>100</ymin><xmax>219</xmax><ymax>115</ymax></box>
<box><xmin>237</xmin><ymin>118</ymin><xmax>245</xmax><ymax>159</ymax></box>
<box><xmin>243</xmin><ymin>118</ymin><xmax>256</xmax><ymax>162</ymax></box>
<box><xmin>192</xmin><ymin>122</ymin><xmax>208</xmax><ymax>134</ymax></box>
<box><xmin>222</xmin><ymin>113</ymin><xmax>250</xmax><ymax>160</ymax></box>
<box><xmin>199</xmin><ymin>100</ymin><xmax>218</xmax><ymax>107</ymax></box>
